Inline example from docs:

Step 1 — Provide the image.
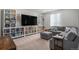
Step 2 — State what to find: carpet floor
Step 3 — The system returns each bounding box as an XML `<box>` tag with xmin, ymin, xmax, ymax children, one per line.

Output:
<box><xmin>13</xmin><ymin>33</ymin><xmax>50</xmax><ymax>50</ymax></box>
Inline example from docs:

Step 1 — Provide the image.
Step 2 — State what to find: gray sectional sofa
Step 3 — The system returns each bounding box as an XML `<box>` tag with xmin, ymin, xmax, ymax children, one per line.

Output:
<box><xmin>40</xmin><ymin>26</ymin><xmax>79</xmax><ymax>50</ymax></box>
<box><xmin>63</xmin><ymin>32</ymin><xmax>79</xmax><ymax>50</ymax></box>
<box><xmin>49</xmin><ymin>26</ymin><xmax>79</xmax><ymax>50</ymax></box>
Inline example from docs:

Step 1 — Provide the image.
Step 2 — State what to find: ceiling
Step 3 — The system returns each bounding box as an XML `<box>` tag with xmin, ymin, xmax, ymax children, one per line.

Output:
<box><xmin>26</xmin><ymin>9</ymin><xmax>58</xmax><ymax>13</ymax></box>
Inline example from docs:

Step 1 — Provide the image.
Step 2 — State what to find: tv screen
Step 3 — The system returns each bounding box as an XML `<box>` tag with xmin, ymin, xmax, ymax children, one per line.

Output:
<box><xmin>21</xmin><ymin>14</ymin><xmax>37</xmax><ymax>26</ymax></box>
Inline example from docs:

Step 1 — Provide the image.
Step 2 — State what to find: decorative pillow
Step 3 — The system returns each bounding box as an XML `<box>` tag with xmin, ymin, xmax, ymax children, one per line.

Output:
<box><xmin>57</xmin><ymin>27</ymin><xmax>65</xmax><ymax>31</ymax></box>
<box><xmin>70</xmin><ymin>27</ymin><xmax>77</xmax><ymax>34</ymax></box>
<box><xmin>64</xmin><ymin>30</ymin><xmax>75</xmax><ymax>40</ymax></box>
<box><xmin>50</xmin><ymin>26</ymin><xmax>57</xmax><ymax>31</ymax></box>
<box><xmin>65</xmin><ymin>27</ymin><xmax>71</xmax><ymax>33</ymax></box>
<box><xmin>67</xmin><ymin>32</ymin><xmax>77</xmax><ymax>41</ymax></box>
<box><xmin>64</xmin><ymin>27</ymin><xmax>77</xmax><ymax>40</ymax></box>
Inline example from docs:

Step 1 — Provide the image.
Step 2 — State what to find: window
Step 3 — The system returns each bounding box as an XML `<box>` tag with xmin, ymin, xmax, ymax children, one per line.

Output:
<box><xmin>50</xmin><ymin>13</ymin><xmax>61</xmax><ymax>26</ymax></box>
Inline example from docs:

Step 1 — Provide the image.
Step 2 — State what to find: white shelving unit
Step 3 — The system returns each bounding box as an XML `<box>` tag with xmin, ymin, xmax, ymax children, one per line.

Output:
<box><xmin>1</xmin><ymin>9</ymin><xmax>43</xmax><ymax>39</ymax></box>
<box><xmin>2</xmin><ymin>9</ymin><xmax>25</xmax><ymax>38</ymax></box>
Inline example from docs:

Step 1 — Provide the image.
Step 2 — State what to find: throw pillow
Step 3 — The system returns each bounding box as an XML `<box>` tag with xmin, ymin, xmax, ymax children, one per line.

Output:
<box><xmin>67</xmin><ymin>32</ymin><xmax>77</xmax><ymax>41</ymax></box>
<box><xmin>65</xmin><ymin>27</ymin><xmax>70</xmax><ymax>33</ymax></box>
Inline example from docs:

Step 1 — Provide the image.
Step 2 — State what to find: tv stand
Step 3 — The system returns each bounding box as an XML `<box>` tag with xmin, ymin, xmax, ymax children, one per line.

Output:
<box><xmin>24</xmin><ymin>26</ymin><xmax>43</xmax><ymax>36</ymax></box>
<box><xmin>3</xmin><ymin>26</ymin><xmax>43</xmax><ymax>39</ymax></box>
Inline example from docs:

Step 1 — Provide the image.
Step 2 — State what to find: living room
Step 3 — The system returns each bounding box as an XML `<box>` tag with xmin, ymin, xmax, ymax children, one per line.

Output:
<box><xmin>0</xmin><ymin>9</ymin><xmax>79</xmax><ymax>50</ymax></box>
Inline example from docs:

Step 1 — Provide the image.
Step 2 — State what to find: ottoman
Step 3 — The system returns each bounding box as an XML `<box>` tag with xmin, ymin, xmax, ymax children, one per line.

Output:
<box><xmin>40</xmin><ymin>32</ymin><xmax>52</xmax><ymax>40</ymax></box>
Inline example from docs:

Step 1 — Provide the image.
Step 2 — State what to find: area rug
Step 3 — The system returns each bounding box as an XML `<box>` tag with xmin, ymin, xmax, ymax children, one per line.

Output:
<box><xmin>13</xmin><ymin>33</ymin><xmax>49</xmax><ymax>50</ymax></box>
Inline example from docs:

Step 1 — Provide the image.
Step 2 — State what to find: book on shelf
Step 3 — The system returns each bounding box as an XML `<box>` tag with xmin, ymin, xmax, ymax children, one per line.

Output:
<box><xmin>5</xmin><ymin>24</ymin><xmax>10</xmax><ymax>27</ymax></box>
<box><xmin>4</xmin><ymin>29</ymin><xmax>10</xmax><ymax>33</ymax></box>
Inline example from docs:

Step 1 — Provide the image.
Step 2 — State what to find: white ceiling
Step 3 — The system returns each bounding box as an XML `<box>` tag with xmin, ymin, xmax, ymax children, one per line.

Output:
<box><xmin>26</xmin><ymin>9</ymin><xmax>58</xmax><ymax>13</ymax></box>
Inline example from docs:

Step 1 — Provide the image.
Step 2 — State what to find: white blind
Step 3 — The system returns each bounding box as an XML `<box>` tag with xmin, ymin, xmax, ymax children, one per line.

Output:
<box><xmin>50</xmin><ymin>13</ymin><xmax>61</xmax><ymax>26</ymax></box>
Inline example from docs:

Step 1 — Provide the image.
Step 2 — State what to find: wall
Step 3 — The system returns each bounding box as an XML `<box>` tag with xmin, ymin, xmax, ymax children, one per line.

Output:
<box><xmin>43</xmin><ymin>14</ymin><xmax>50</xmax><ymax>29</ymax></box>
<box><xmin>16</xmin><ymin>9</ymin><xmax>43</xmax><ymax>27</ymax></box>
<box><xmin>60</xmin><ymin>10</ymin><xmax>79</xmax><ymax>27</ymax></box>
<box><xmin>43</xmin><ymin>9</ymin><xmax>79</xmax><ymax>29</ymax></box>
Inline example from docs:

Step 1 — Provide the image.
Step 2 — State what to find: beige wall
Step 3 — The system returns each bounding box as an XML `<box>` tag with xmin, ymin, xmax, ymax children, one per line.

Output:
<box><xmin>43</xmin><ymin>9</ymin><xmax>79</xmax><ymax>29</ymax></box>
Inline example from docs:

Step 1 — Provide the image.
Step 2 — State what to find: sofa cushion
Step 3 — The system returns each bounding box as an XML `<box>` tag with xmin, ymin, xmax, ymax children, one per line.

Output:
<box><xmin>67</xmin><ymin>32</ymin><xmax>77</xmax><ymax>41</ymax></box>
<box><xmin>70</xmin><ymin>27</ymin><xmax>77</xmax><ymax>34</ymax></box>
<box><xmin>57</xmin><ymin>27</ymin><xmax>65</xmax><ymax>31</ymax></box>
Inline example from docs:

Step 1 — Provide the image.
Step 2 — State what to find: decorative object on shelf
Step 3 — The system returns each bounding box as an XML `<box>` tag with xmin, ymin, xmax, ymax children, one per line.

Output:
<box><xmin>4</xmin><ymin>9</ymin><xmax>16</xmax><ymax>27</ymax></box>
<box><xmin>11</xmin><ymin>28</ymin><xmax>15</xmax><ymax>37</ymax></box>
<box><xmin>3</xmin><ymin>28</ymin><xmax>10</xmax><ymax>36</ymax></box>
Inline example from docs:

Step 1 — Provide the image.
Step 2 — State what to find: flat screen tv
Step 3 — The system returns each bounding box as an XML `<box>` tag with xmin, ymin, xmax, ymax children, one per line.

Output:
<box><xmin>21</xmin><ymin>14</ymin><xmax>37</xmax><ymax>26</ymax></box>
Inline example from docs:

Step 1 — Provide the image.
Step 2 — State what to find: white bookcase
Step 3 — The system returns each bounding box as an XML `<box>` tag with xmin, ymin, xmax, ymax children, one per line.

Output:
<box><xmin>2</xmin><ymin>9</ymin><xmax>16</xmax><ymax>27</ymax></box>
<box><xmin>1</xmin><ymin>9</ymin><xmax>43</xmax><ymax>39</ymax></box>
<box><xmin>1</xmin><ymin>9</ymin><xmax>24</xmax><ymax>38</ymax></box>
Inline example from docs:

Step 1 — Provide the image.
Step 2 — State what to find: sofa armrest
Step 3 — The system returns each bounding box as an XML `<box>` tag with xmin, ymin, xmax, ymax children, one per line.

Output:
<box><xmin>63</xmin><ymin>39</ymin><xmax>78</xmax><ymax>50</ymax></box>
